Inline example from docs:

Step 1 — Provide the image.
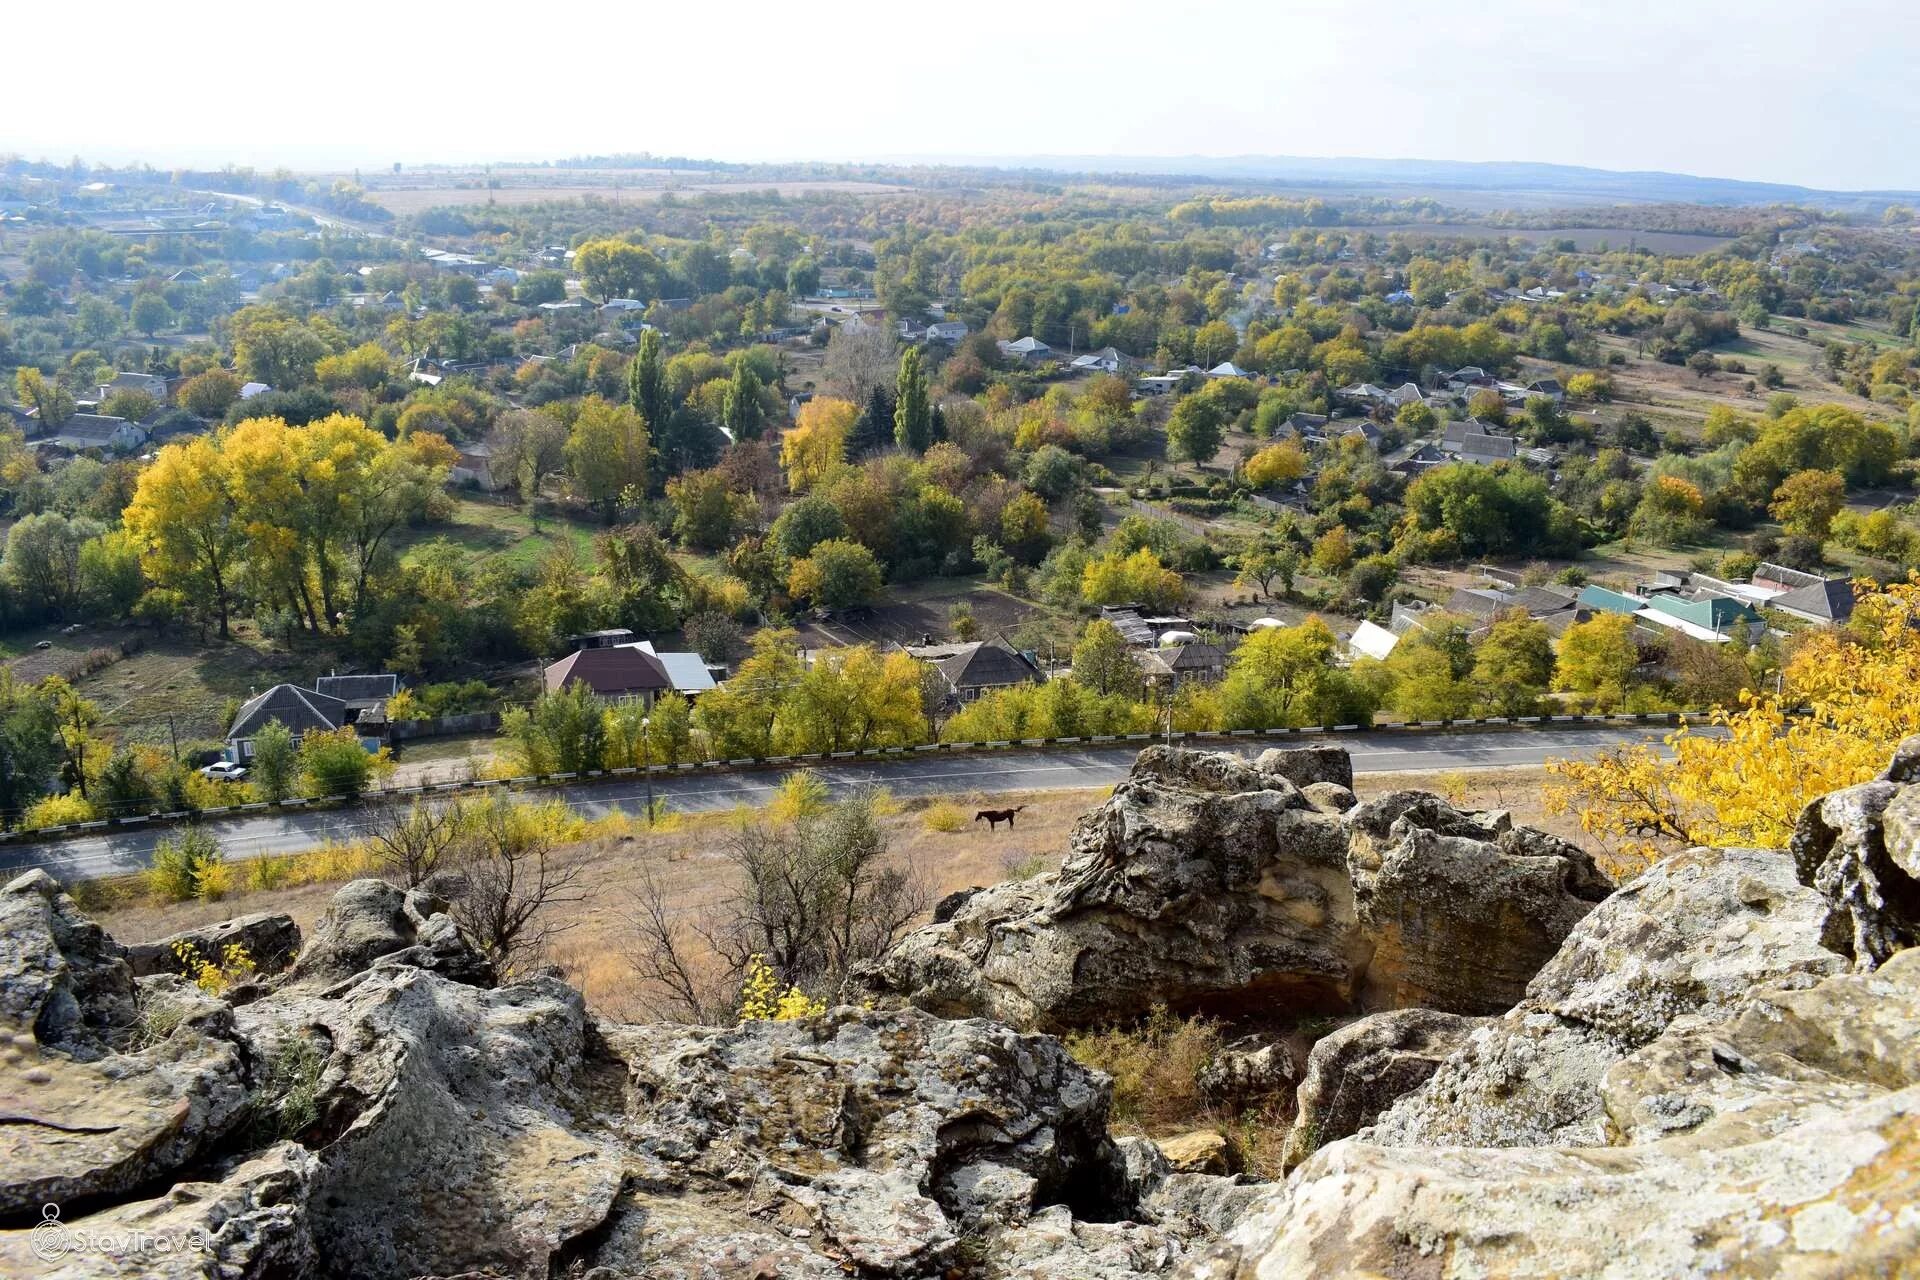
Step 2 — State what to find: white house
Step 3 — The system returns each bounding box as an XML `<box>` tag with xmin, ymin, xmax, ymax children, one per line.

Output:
<box><xmin>999</xmin><ymin>336</ymin><xmax>1053</xmax><ymax>363</ymax></box>
<box><xmin>1347</xmin><ymin>620</ymin><xmax>1399</xmax><ymax>662</ymax></box>
<box><xmin>1208</xmin><ymin>361</ymin><xmax>1251</xmax><ymax>379</ymax></box>
<box><xmin>1071</xmin><ymin>346</ymin><xmax>1131</xmax><ymax>373</ymax></box>
<box><xmin>926</xmin><ymin>320</ymin><xmax>969</xmax><ymax>343</ymax></box>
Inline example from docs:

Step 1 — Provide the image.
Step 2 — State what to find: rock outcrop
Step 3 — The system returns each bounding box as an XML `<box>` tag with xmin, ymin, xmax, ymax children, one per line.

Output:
<box><xmin>1791</xmin><ymin>735</ymin><xmax>1920</xmax><ymax>968</ymax></box>
<box><xmin>1364</xmin><ymin>845</ymin><xmax>1846</xmax><ymax>1148</ymax></box>
<box><xmin>864</xmin><ymin>746</ymin><xmax>1611</xmax><ymax>1031</ymax></box>
<box><xmin>1194</xmin><ymin>949</ymin><xmax>1920</xmax><ymax>1279</ymax></box>
<box><xmin>125</xmin><ymin>911</ymin><xmax>301</xmax><ymax>979</ymax></box>
<box><xmin>1279</xmin><ymin>1008</ymin><xmax>1478</xmax><ymax>1171</ymax></box>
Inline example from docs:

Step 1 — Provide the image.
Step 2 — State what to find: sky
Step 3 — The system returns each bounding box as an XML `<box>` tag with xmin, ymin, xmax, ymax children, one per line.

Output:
<box><xmin>10</xmin><ymin>0</ymin><xmax>1919</xmax><ymax>191</ymax></box>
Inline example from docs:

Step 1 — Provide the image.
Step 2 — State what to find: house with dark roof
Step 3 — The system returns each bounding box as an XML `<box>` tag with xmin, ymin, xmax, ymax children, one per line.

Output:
<box><xmin>928</xmin><ymin>637</ymin><xmax>1046</xmax><ymax>701</ymax></box>
<box><xmin>1770</xmin><ymin>577</ymin><xmax>1854</xmax><ymax>625</ymax></box>
<box><xmin>1135</xmin><ymin>641</ymin><xmax>1227</xmax><ymax>687</ymax></box>
<box><xmin>998</xmin><ymin>336</ymin><xmax>1053</xmax><ymax>363</ymax></box>
<box><xmin>96</xmin><ymin>371</ymin><xmax>170</xmax><ymax>405</ymax></box>
<box><xmin>226</xmin><ymin>684</ymin><xmax>349</xmax><ymax>760</ymax></box>
<box><xmin>44</xmin><ymin>413</ymin><xmax>147</xmax><ymax>454</ymax></box>
<box><xmin>542</xmin><ymin>646</ymin><xmax>672</xmax><ymax>703</ymax></box>
<box><xmin>314</xmin><ymin>674</ymin><xmax>399</xmax><ymax>715</ymax></box>
<box><xmin>1751</xmin><ymin>562</ymin><xmax>1826</xmax><ymax>594</ymax></box>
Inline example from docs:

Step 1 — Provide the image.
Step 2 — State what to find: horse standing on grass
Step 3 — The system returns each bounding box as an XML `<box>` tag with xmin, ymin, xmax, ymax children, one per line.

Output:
<box><xmin>975</xmin><ymin>805</ymin><xmax>1027</xmax><ymax>831</ymax></box>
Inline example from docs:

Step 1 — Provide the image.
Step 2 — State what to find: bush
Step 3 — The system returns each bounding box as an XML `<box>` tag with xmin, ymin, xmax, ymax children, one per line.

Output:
<box><xmin>21</xmin><ymin>793</ymin><xmax>97</xmax><ymax>830</ymax></box>
<box><xmin>299</xmin><ymin>727</ymin><xmax>379</xmax><ymax>799</ymax></box>
<box><xmin>921</xmin><ymin>801</ymin><xmax>967</xmax><ymax>833</ymax></box>
<box><xmin>147</xmin><ymin>828</ymin><xmax>225</xmax><ymax>903</ymax></box>
<box><xmin>1065</xmin><ymin>1006</ymin><xmax>1225</xmax><ymax>1129</ymax></box>
<box><xmin>769</xmin><ymin>769</ymin><xmax>831</xmax><ymax>824</ymax></box>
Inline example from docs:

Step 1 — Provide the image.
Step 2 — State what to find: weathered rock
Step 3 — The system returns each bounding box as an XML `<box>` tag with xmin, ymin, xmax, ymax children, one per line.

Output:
<box><xmin>1</xmin><ymin>869</ymin><xmax>137</xmax><ymax>1057</ymax></box>
<box><xmin>1791</xmin><ymin>739</ymin><xmax>1920</xmax><ymax>968</ymax></box>
<box><xmin>1156</xmin><ymin>1130</ymin><xmax>1230</xmax><ymax>1175</ymax></box>
<box><xmin>0</xmin><ymin>1142</ymin><xmax>317</xmax><ymax>1279</ymax></box>
<box><xmin>284</xmin><ymin>878</ymin><xmax>492</xmax><ymax>988</ymax></box>
<box><xmin>1280</xmin><ymin>1008</ymin><xmax>1477</xmax><ymax>1170</ymax></box>
<box><xmin>1367</xmin><ymin>846</ymin><xmax>1845</xmax><ymax>1148</ymax></box>
<box><xmin>865</xmin><ymin>747</ymin><xmax>1608</xmax><ymax>1031</ymax></box>
<box><xmin>125</xmin><ymin>912</ymin><xmax>301</xmax><ymax>979</ymax></box>
<box><xmin>1298</xmin><ymin>781</ymin><xmax>1357</xmax><ymax>815</ymax></box>
<box><xmin>1254</xmin><ymin>744</ymin><xmax>1354</xmax><ymax>791</ymax></box>
<box><xmin>1194</xmin><ymin>951</ymin><xmax>1920</xmax><ymax>1280</ymax></box>
<box><xmin>1196</xmin><ymin>1033</ymin><xmax>1296</xmax><ymax>1107</ymax></box>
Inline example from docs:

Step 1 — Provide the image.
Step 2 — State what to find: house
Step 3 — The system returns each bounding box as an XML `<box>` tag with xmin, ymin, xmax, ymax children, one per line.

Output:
<box><xmin>1636</xmin><ymin>593</ymin><xmax>1764</xmax><ymax>644</ymax></box>
<box><xmin>1333</xmin><ymin>420</ymin><xmax>1384</xmax><ymax>448</ymax></box>
<box><xmin>1336</xmin><ymin>382</ymin><xmax>1390</xmax><ymax>404</ymax></box>
<box><xmin>313</xmin><ymin>674</ymin><xmax>399</xmax><ymax>722</ymax></box>
<box><xmin>1439</xmin><ymin>421</ymin><xmax>1517</xmax><ymax>464</ymax></box>
<box><xmin>1770</xmin><ymin>577</ymin><xmax>1854</xmax><ymax>625</ymax></box>
<box><xmin>1072</xmin><ymin>347</ymin><xmax>1133</xmax><ymax>374</ymax></box>
<box><xmin>46</xmin><ymin>414</ymin><xmax>146</xmax><ymax>454</ymax></box>
<box><xmin>1208</xmin><ymin>361</ymin><xmax>1251</xmax><ymax>379</ymax></box>
<box><xmin>1751</xmin><ymin>562</ymin><xmax>1827</xmax><ymax>594</ymax></box>
<box><xmin>651</xmin><ymin>650</ymin><xmax>718</xmax><ymax>697</ymax></box>
<box><xmin>226</xmin><ymin>684</ymin><xmax>349</xmax><ymax>760</ymax></box>
<box><xmin>1577</xmin><ymin>585</ymin><xmax>1645</xmax><ymax>615</ymax></box>
<box><xmin>542</xmin><ymin>646</ymin><xmax>672</xmax><ymax>704</ymax></box>
<box><xmin>96</xmin><ymin>371</ymin><xmax>170</xmax><ymax>406</ymax></box>
<box><xmin>1384</xmin><ymin>382</ymin><xmax>1423</xmax><ymax>409</ymax></box>
<box><xmin>239</xmin><ymin>382</ymin><xmax>272</xmax><ymax>401</ymax></box>
<box><xmin>929</xmin><ymin>637</ymin><xmax>1046</xmax><ymax>701</ymax></box>
<box><xmin>1347</xmin><ymin>620</ymin><xmax>1399</xmax><ymax>662</ymax></box>
<box><xmin>998</xmin><ymin>336</ymin><xmax>1053</xmax><ymax>363</ymax></box>
<box><xmin>1135</xmin><ymin>641</ymin><xmax>1227</xmax><ymax>686</ymax></box>
<box><xmin>450</xmin><ymin>442</ymin><xmax>500</xmax><ymax>491</ymax></box>
<box><xmin>569</xmin><ymin>629</ymin><xmax>638</xmax><ymax>651</ymax></box>
<box><xmin>926</xmin><ymin>320</ymin><xmax>969</xmax><ymax>343</ymax></box>
<box><xmin>1137</xmin><ymin>373</ymin><xmax>1186</xmax><ymax>396</ymax></box>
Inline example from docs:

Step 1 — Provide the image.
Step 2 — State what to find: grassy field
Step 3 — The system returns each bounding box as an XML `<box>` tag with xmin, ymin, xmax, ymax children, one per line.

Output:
<box><xmin>73</xmin><ymin>633</ymin><xmax>323</xmax><ymax>748</ymax></box>
<box><xmin>394</xmin><ymin>496</ymin><xmax>602</xmax><ymax>572</ymax></box>
<box><xmin>363</xmin><ymin>179</ymin><xmax>905</xmax><ymax>216</ymax></box>
<box><xmin>91</xmin><ymin>763</ymin><xmax>1588</xmax><ymax>1018</ymax></box>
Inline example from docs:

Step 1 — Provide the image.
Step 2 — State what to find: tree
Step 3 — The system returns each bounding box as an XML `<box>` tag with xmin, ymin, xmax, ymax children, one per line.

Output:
<box><xmin>1244</xmin><ymin>442</ymin><xmax>1308</xmax><ymax>489</ymax></box>
<box><xmin>822</xmin><ymin>323</ymin><xmax>898</xmax><ymax>406</ymax></box>
<box><xmin>626</xmin><ymin>327</ymin><xmax>670</xmax><ymax>431</ymax></box>
<box><xmin>299</xmin><ymin>727</ymin><xmax>380</xmax><ymax>799</ymax></box>
<box><xmin>178</xmin><ymin>368</ymin><xmax>243</xmax><ymax>419</ymax></box>
<box><xmin>249</xmin><ymin>721</ymin><xmax>296</xmax><ymax>802</ymax></box>
<box><xmin>1081</xmin><ymin>547</ymin><xmax>1187</xmax><ymax>611</ymax></box>
<box><xmin>130</xmin><ymin>293</ymin><xmax>173</xmax><ymax>338</ymax></box>
<box><xmin>722</xmin><ymin>360</ymin><xmax>766</xmax><ymax>441</ymax></box>
<box><xmin>770</xmin><ymin>494</ymin><xmax>848</xmax><ymax>560</ymax></box>
<box><xmin>788</xmin><ymin>538</ymin><xmax>883</xmax><ymax>609</ymax></box>
<box><xmin>1630</xmin><ymin>475</ymin><xmax>1711</xmax><ymax>546</ymax></box>
<box><xmin>1219</xmin><ymin>619</ymin><xmax>1375</xmax><ymax>729</ymax></box>
<box><xmin>314</xmin><ymin>342</ymin><xmax>391</xmax><ymax>392</ymax></box>
<box><xmin>1233</xmin><ymin>542</ymin><xmax>1299</xmax><ymax>600</ymax></box>
<box><xmin>1554</xmin><ymin>613</ymin><xmax>1639</xmax><ymax>711</ymax></box>
<box><xmin>781</xmin><ymin>396</ymin><xmax>855</xmax><ymax>491</ymax></box>
<box><xmin>1550</xmin><ymin>582</ymin><xmax>1920</xmax><ymax>863</ymax></box>
<box><xmin>893</xmin><ymin>347</ymin><xmax>932</xmax><ymax>452</ymax></box>
<box><xmin>124</xmin><ymin>435</ymin><xmax>243</xmax><ymax>637</ymax></box>
<box><xmin>451</xmin><ymin>796</ymin><xmax>586</xmax><ymax>975</ymax></box>
<box><xmin>1311</xmin><ymin>526</ymin><xmax>1354</xmax><ymax>576</ymax></box>
<box><xmin>572</xmin><ymin>238</ymin><xmax>662</xmax><ymax>303</ymax></box>
<box><xmin>1166</xmin><ymin>394</ymin><xmax>1226</xmax><ymax>469</ymax></box>
<box><xmin>4</xmin><ymin>512</ymin><xmax>103</xmax><ymax>618</ymax></box>
<box><xmin>1071</xmin><ymin>619</ymin><xmax>1144</xmax><ymax>698</ymax></box>
<box><xmin>666</xmin><ymin>467</ymin><xmax>755</xmax><ymax>551</ymax></box>
<box><xmin>1471</xmin><ymin>613</ymin><xmax>1554</xmax><ymax>717</ymax></box>
<box><xmin>564</xmin><ymin>396</ymin><xmax>649</xmax><ymax>521</ymax></box>
<box><xmin>365</xmin><ymin>798</ymin><xmax>459</xmax><ymax>887</ymax></box>
<box><xmin>999</xmin><ymin>491</ymin><xmax>1053</xmax><ymax>565</ymax></box>
<box><xmin>1768</xmin><ymin>469</ymin><xmax>1846</xmax><ymax>540</ymax></box>
<box><xmin>13</xmin><ymin>368</ymin><xmax>74</xmax><ymax>428</ymax></box>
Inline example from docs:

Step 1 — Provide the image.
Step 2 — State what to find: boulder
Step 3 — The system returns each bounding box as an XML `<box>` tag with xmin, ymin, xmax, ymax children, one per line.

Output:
<box><xmin>1791</xmin><ymin>739</ymin><xmax>1920</xmax><ymax>968</ymax></box>
<box><xmin>1</xmin><ymin>870</ymin><xmax>137</xmax><ymax>1057</ymax></box>
<box><xmin>125</xmin><ymin>912</ymin><xmax>301</xmax><ymax>979</ymax></box>
<box><xmin>1280</xmin><ymin>1009</ymin><xmax>1477</xmax><ymax>1170</ymax></box>
<box><xmin>1155</xmin><ymin>1130</ymin><xmax>1230</xmax><ymax>1175</ymax></box>
<box><xmin>1254</xmin><ymin>744</ymin><xmax>1354</xmax><ymax>790</ymax></box>
<box><xmin>1195</xmin><ymin>950</ymin><xmax>1920</xmax><ymax>1280</ymax></box>
<box><xmin>1196</xmin><ymin>1033</ymin><xmax>1297</xmax><ymax>1107</ymax></box>
<box><xmin>284</xmin><ymin>878</ymin><xmax>492</xmax><ymax>988</ymax></box>
<box><xmin>864</xmin><ymin>747</ymin><xmax>1609</xmax><ymax>1031</ymax></box>
<box><xmin>1366</xmin><ymin>846</ymin><xmax>1846</xmax><ymax>1148</ymax></box>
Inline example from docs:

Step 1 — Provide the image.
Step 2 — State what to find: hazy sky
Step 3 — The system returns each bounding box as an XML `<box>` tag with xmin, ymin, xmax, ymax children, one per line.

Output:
<box><xmin>11</xmin><ymin>0</ymin><xmax>1918</xmax><ymax>190</ymax></box>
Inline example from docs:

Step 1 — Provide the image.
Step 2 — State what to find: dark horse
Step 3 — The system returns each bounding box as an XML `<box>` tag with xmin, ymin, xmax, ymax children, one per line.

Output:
<box><xmin>975</xmin><ymin>805</ymin><xmax>1027</xmax><ymax>831</ymax></box>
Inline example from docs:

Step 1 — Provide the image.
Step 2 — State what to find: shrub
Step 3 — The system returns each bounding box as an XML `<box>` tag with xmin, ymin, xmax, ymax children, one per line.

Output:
<box><xmin>1065</xmin><ymin>1006</ymin><xmax>1224</xmax><ymax>1129</ymax></box>
<box><xmin>737</xmin><ymin>955</ymin><xmax>825</xmax><ymax>1021</ymax></box>
<box><xmin>299</xmin><ymin>727</ymin><xmax>380</xmax><ymax>799</ymax></box>
<box><xmin>21</xmin><ymin>793</ymin><xmax>96</xmax><ymax>830</ymax></box>
<box><xmin>921</xmin><ymin>801</ymin><xmax>967</xmax><ymax>833</ymax></box>
<box><xmin>246</xmin><ymin>854</ymin><xmax>291</xmax><ymax>893</ymax></box>
<box><xmin>147</xmin><ymin>828</ymin><xmax>225</xmax><ymax>903</ymax></box>
<box><xmin>769</xmin><ymin>769</ymin><xmax>831</xmax><ymax>824</ymax></box>
<box><xmin>173</xmin><ymin>940</ymin><xmax>255</xmax><ymax>995</ymax></box>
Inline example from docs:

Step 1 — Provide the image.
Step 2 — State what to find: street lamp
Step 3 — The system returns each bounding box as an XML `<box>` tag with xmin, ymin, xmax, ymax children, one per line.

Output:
<box><xmin>641</xmin><ymin>714</ymin><xmax>653</xmax><ymax>827</ymax></box>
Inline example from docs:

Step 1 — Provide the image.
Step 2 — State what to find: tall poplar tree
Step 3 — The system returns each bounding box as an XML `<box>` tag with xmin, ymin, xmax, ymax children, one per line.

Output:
<box><xmin>893</xmin><ymin>346</ymin><xmax>931</xmax><ymax>453</ymax></box>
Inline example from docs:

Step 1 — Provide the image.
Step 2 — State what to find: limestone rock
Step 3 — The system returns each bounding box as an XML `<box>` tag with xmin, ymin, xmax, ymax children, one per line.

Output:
<box><xmin>1196</xmin><ymin>1033</ymin><xmax>1297</xmax><ymax>1107</ymax></box>
<box><xmin>1367</xmin><ymin>846</ymin><xmax>1845</xmax><ymax>1148</ymax></box>
<box><xmin>284</xmin><ymin>878</ymin><xmax>492</xmax><ymax>988</ymax></box>
<box><xmin>1</xmin><ymin>869</ymin><xmax>137</xmax><ymax>1057</ymax></box>
<box><xmin>1197</xmin><ymin>952</ymin><xmax>1920</xmax><ymax>1279</ymax></box>
<box><xmin>126</xmin><ymin>912</ymin><xmax>301</xmax><ymax>978</ymax></box>
<box><xmin>865</xmin><ymin>747</ymin><xmax>1607</xmax><ymax>1031</ymax></box>
<box><xmin>1280</xmin><ymin>1008</ymin><xmax>1477</xmax><ymax>1170</ymax></box>
<box><xmin>1253</xmin><ymin>744</ymin><xmax>1353</xmax><ymax>790</ymax></box>
<box><xmin>1792</xmin><ymin>740</ymin><xmax>1920</xmax><ymax>968</ymax></box>
<box><xmin>1155</xmin><ymin>1130</ymin><xmax>1230</xmax><ymax>1175</ymax></box>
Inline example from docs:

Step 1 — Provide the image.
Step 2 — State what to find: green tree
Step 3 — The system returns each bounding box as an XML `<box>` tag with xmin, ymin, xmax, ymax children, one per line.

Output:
<box><xmin>722</xmin><ymin>360</ymin><xmax>766</xmax><ymax>441</ymax></box>
<box><xmin>1166</xmin><ymin>394</ymin><xmax>1226</xmax><ymax>469</ymax></box>
<box><xmin>1071</xmin><ymin>619</ymin><xmax>1144</xmax><ymax>699</ymax></box>
<box><xmin>564</xmin><ymin>396</ymin><xmax>650</xmax><ymax>522</ymax></box>
<box><xmin>1554</xmin><ymin>613</ymin><xmax>1639</xmax><ymax>711</ymax></box>
<box><xmin>298</xmin><ymin>727</ymin><xmax>377</xmax><ymax>799</ymax></box>
<box><xmin>13</xmin><ymin>368</ymin><xmax>75</xmax><ymax>428</ymax></box>
<box><xmin>788</xmin><ymin>538</ymin><xmax>884</xmax><ymax>609</ymax></box>
<box><xmin>249</xmin><ymin>721</ymin><xmax>297</xmax><ymax>802</ymax></box>
<box><xmin>1471</xmin><ymin>613</ymin><xmax>1554</xmax><ymax>716</ymax></box>
<box><xmin>893</xmin><ymin>346</ymin><xmax>932</xmax><ymax>452</ymax></box>
<box><xmin>130</xmin><ymin>293</ymin><xmax>173</xmax><ymax>337</ymax></box>
<box><xmin>1219</xmin><ymin>619</ymin><xmax>1375</xmax><ymax>729</ymax></box>
<box><xmin>626</xmin><ymin>327</ymin><xmax>670</xmax><ymax>429</ymax></box>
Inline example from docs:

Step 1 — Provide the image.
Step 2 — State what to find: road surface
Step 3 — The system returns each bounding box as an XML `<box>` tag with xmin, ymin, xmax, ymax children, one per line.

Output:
<box><xmin>0</xmin><ymin>726</ymin><xmax>1669</xmax><ymax>884</ymax></box>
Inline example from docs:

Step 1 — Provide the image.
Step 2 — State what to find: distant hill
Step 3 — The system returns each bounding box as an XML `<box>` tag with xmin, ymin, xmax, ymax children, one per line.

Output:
<box><xmin>898</xmin><ymin>154</ymin><xmax>1920</xmax><ymax>210</ymax></box>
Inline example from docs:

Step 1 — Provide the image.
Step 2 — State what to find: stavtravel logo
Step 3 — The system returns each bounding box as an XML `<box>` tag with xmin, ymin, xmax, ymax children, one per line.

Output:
<box><xmin>29</xmin><ymin>1202</ymin><xmax>210</xmax><ymax>1265</ymax></box>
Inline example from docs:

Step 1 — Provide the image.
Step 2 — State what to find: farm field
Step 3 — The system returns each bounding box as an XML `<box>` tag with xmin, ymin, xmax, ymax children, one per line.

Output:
<box><xmin>361</xmin><ymin>178</ymin><xmax>907</xmax><ymax>215</ymax></box>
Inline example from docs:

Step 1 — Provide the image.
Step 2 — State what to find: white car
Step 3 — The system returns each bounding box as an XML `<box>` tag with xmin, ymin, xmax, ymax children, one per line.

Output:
<box><xmin>199</xmin><ymin>761</ymin><xmax>249</xmax><ymax>782</ymax></box>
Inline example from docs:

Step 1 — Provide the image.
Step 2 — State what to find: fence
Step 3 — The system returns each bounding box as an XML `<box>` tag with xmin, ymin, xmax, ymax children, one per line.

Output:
<box><xmin>0</xmin><ymin>709</ymin><xmax>1720</xmax><ymax>847</ymax></box>
<box><xmin>388</xmin><ymin>711</ymin><xmax>501</xmax><ymax>741</ymax></box>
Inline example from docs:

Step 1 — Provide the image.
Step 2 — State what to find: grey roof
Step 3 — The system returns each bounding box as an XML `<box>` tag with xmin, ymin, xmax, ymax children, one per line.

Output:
<box><xmin>228</xmin><ymin>684</ymin><xmax>347</xmax><ymax>741</ymax></box>
<box><xmin>654</xmin><ymin>651</ymin><xmax>717</xmax><ymax>694</ymax></box>
<box><xmin>1772</xmin><ymin>578</ymin><xmax>1853</xmax><ymax>622</ymax></box>
<box><xmin>1156</xmin><ymin>642</ymin><xmax>1226</xmax><ymax>673</ymax></box>
<box><xmin>49</xmin><ymin>414</ymin><xmax>140</xmax><ymax>447</ymax></box>
<box><xmin>314</xmin><ymin>674</ymin><xmax>399</xmax><ymax>707</ymax></box>
<box><xmin>937</xmin><ymin>638</ymin><xmax>1045</xmax><ymax>690</ymax></box>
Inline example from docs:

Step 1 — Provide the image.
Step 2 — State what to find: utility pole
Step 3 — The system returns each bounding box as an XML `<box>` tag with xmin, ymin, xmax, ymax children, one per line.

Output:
<box><xmin>641</xmin><ymin>714</ymin><xmax>654</xmax><ymax>827</ymax></box>
<box><xmin>166</xmin><ymin>715</ymin><xmax>180</xmax><ymax>762</ymax></box>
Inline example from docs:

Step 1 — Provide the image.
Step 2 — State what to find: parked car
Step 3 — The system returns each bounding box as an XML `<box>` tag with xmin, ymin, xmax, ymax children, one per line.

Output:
<box><xmin>34</xmin><ymin>640</ymin><xmax>51</xmax><ymax>649</ymax></box>
<box><xmin>199</xmin><ymin>761</ymin><xmax>249</xmax><ymax>782</ymax></box>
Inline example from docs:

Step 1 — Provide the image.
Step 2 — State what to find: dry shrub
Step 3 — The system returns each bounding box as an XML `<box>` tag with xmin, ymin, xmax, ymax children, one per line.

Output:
<box><xmin>921</xmin><ymin>801</ymin><xmax>967</xmax><ymax>833</ymax></box>
<box><xmin>1065</xmin><ymin>1005</ymin><xmax>1223</xmax><ymax>1130</ymax></box>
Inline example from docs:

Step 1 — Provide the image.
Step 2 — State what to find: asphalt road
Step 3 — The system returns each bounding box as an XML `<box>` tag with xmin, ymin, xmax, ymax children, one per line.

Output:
<box><xmin>0</xmin><ymin>726</ymin><xmax>1671</xmax><ymax>884</ymax></box>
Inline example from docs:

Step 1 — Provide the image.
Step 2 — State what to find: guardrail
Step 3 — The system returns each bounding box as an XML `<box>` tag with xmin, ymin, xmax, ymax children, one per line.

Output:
<box><xmin>0</xmin><ymin>709</ymin><xmax>1714</xmax><ymax>847</ymax></box>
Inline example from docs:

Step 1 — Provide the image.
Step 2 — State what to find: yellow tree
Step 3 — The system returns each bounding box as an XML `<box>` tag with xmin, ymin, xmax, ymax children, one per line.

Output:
<box><xmin>222</xmin><ymin>417</ymin><xmax>317</xmax><ymax>629</ymax></box>
<box><xmin>1553</xmin><ymin>612</ymin><xmax>1639</xmax><ymax>711</ymax></box>
<box><xmin>564</xmin><ymin>396</ymin><xmax>649</xmax><ymax>522</ymax></box>
<box><xmin>1769</xmin><ymin>469</ymin><xmax>1846</xmax><ymax>540</ymax></box>
<box><xmin>1549</xmin><ymin>581</ymin><xmax>1920</xmax><ymax>867</ymax></box>
<box><xmin>1244</xmin><ymin>441</ymin><xmax>1308</xmax><ymax>489</ymax></box>
<box><xmin>125</xmin><ymin>436</ymin><xmax>245</xmax><ymax>637</ymax></box>
<box><xmin>780</xmin><ymin>396</ymin><xmax>856</xmax><ymax>492</ymax></box>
